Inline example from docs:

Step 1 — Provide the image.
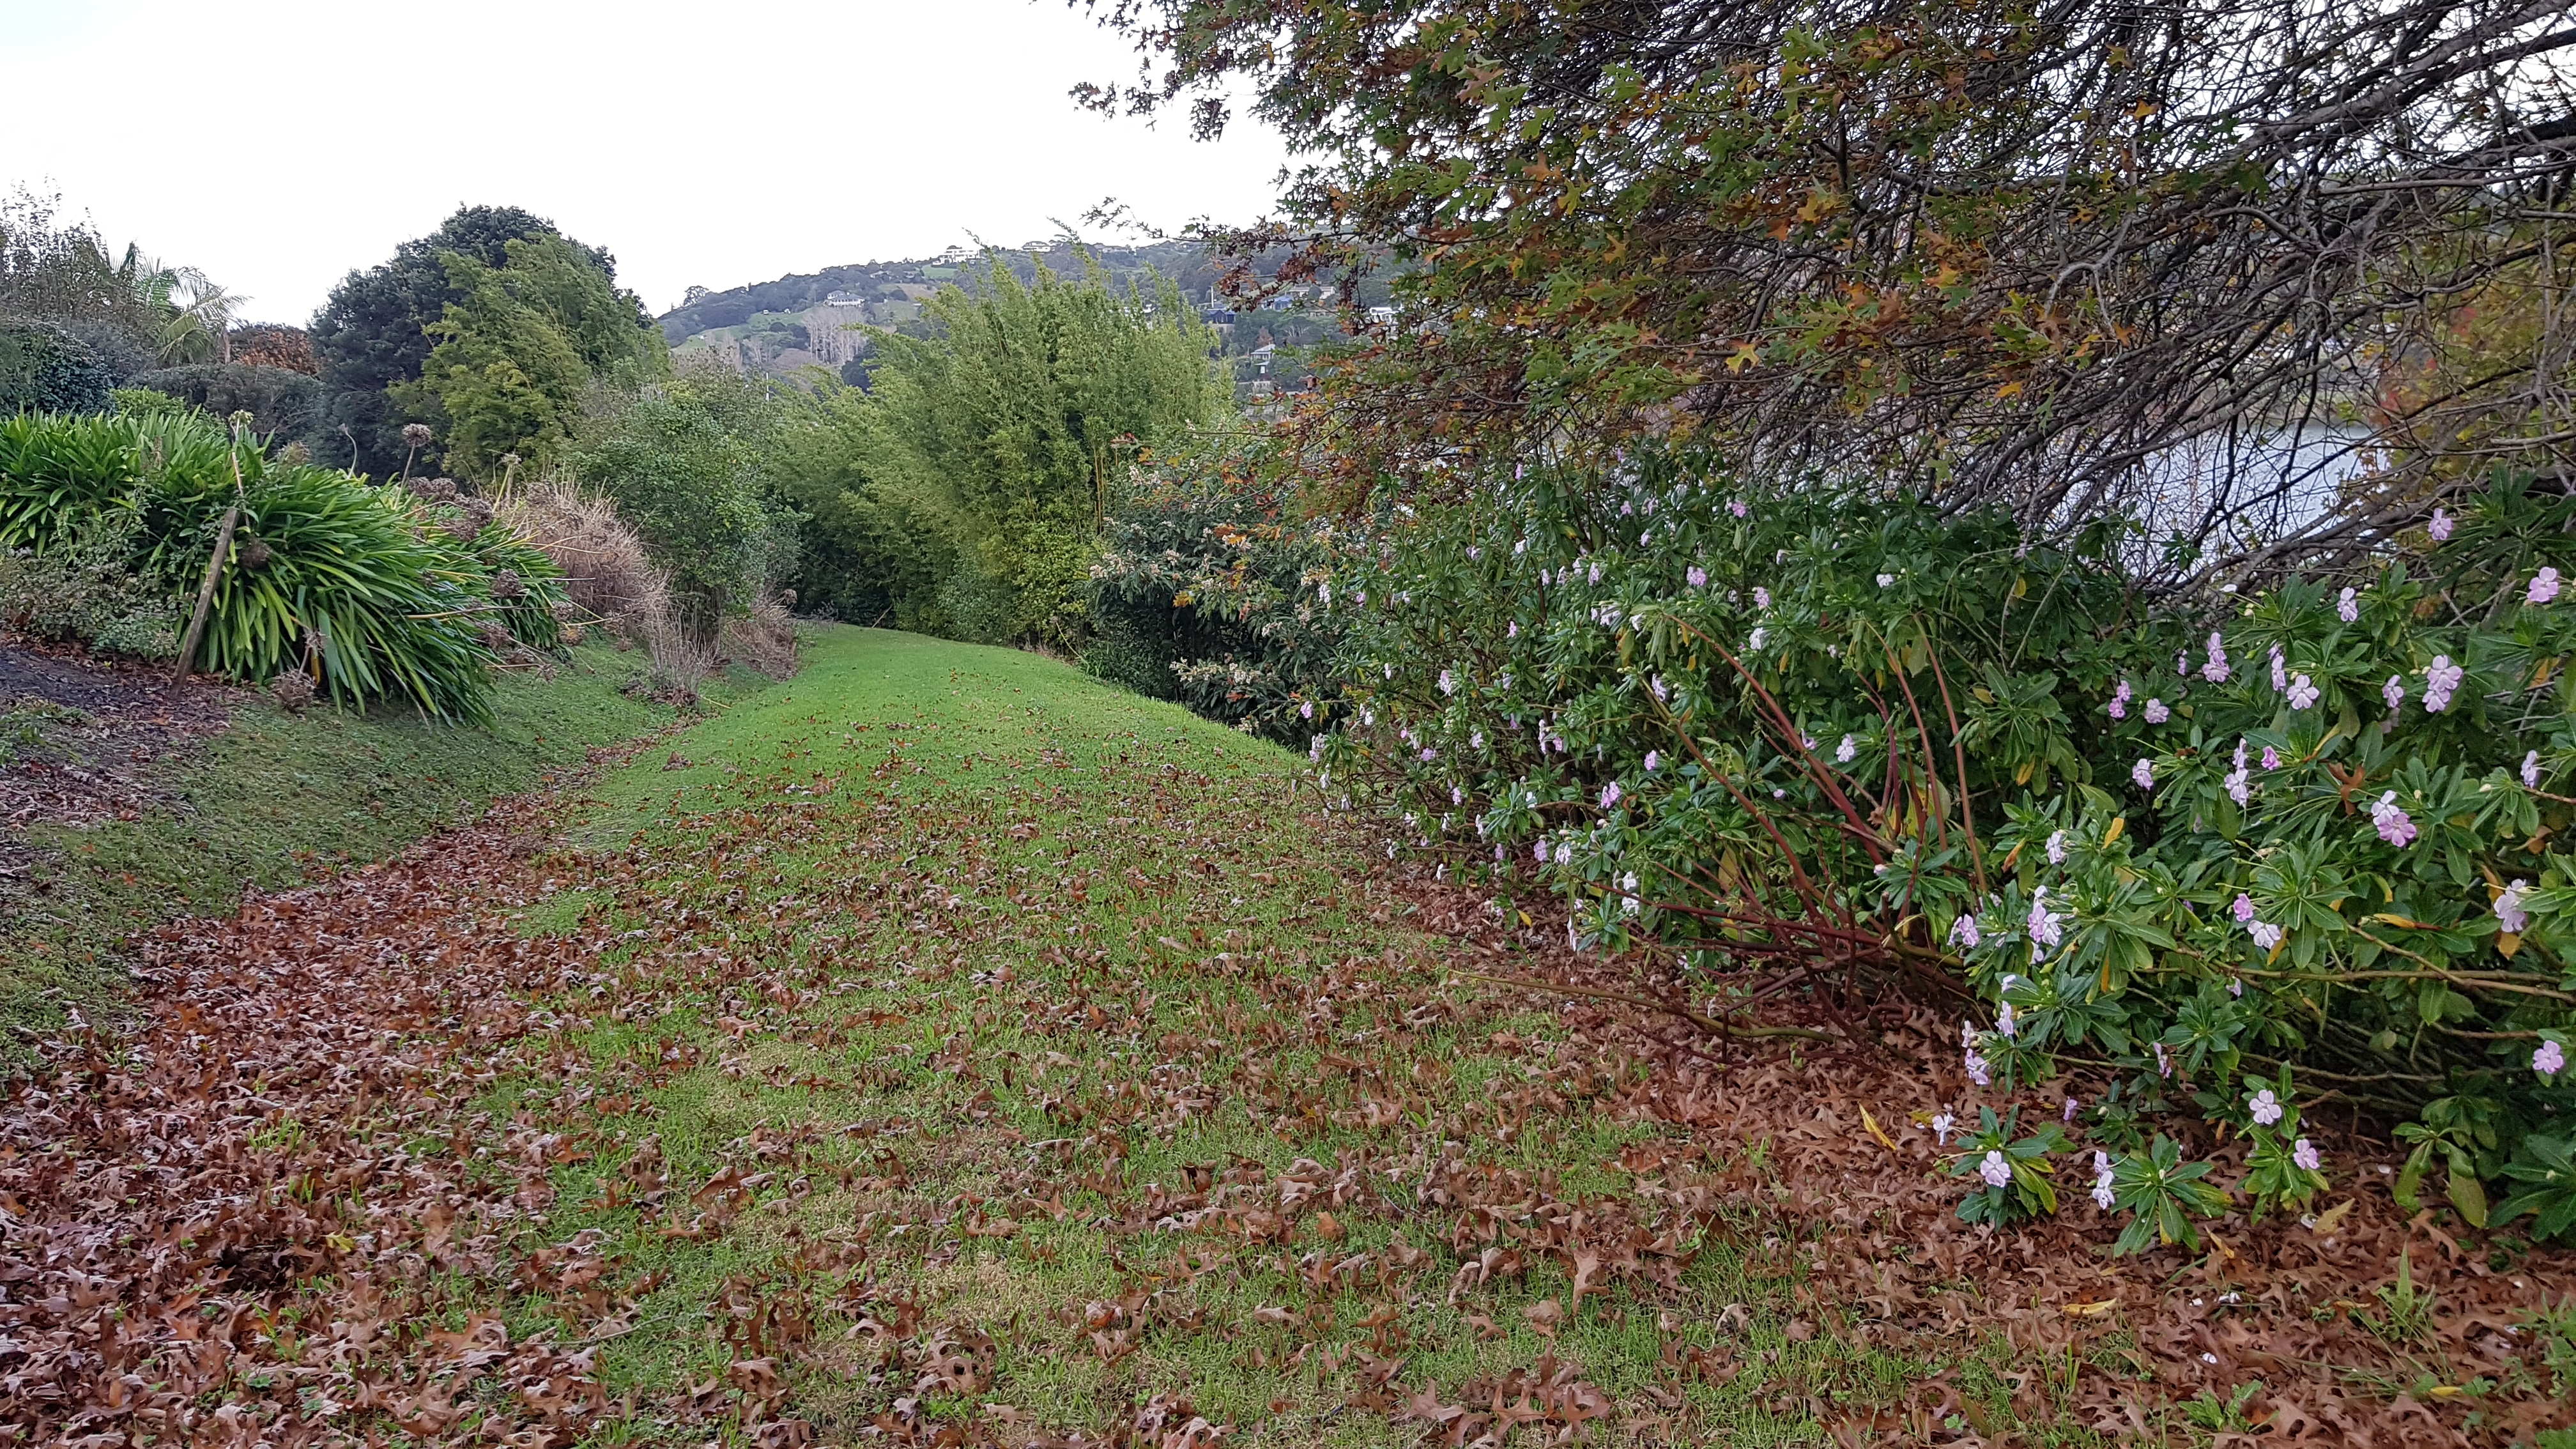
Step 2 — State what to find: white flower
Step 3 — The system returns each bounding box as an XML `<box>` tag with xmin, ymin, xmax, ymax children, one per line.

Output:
<box><xmin>1438</xmin><ymin>669</ymin><xmax>1456</xmax><ymax>694</ymax></box>
<box><xmin>2248</xmin><ymin>1088</ymin><xmax>2283</xmax><ymax>1126</ymax></box>
<box><xmin>2287</xmin><ymin>674</ymin><xmax>2319</xmax><ymax>710</ymax></box>
<box><xmin>1836</xmin><ymin>734</ymin><xmax>1857</xmax><ymax>763</ymax></box>
<box><xmin>1996</xmin><ymin>1002</ymin><xmax>2019</xmax><ymax>1038</ymax></box>
<box><xmin>2524</xmin><ymin>749</ymin><xmax>2543</xmax><ymax>788</ymax></box>
<box><xmin>1876</xmin><ymin>572</ymin><xmax>1894</xmax><ymax>588</ymax></box>
<box><xmin>2248</xmin><ymin>921</ymin><xmax>2283</xmax><ymax>951</ymax></box>
<box><xmin>2091</xmin><ymin>1151</ymin><xmax>2117</xmax><ymax>1209</ymax></box>
<box><xmin>1753</xmin><ymin>586</ymin><xmax>1772</xmax><ymax>609</ymax></box>
<box><xmin>1932</xmin><ymin>1110</ymin><xmax>1956</xmax><ymax>1144</ymax></box>
<box><xmin>2270</xmin><ymin>645</ymin><xmax>2288</xmax><ymax>692</ymax></box>
<box><xmin>2046</xmin><ymin>829</ymin><xmax>2067</xmax><ymax>865</ymax></box>
<box><xmin>2224</xmin><ymin>765</ymin><xmax>2250</xmax><ymax>806</ymax></box>
<box><xmin>1979</xmin><ymin>1151</ymin><xmax>2012</xmax><ymax>1188</ymax></box>
<box><xmin>1749</xmin><ymin>627</ymin><xmax>1768</xmax><ymax>650</ymax></box>
<box><xmin>2496</xmin><ymin>878</ymin><xmax>2529</xmax><ymax>935</ymax></box>
<box><xmin>2337</xmin><ymin>586</ymin><xmax>2359</xmax><ymax>622</ymax></box>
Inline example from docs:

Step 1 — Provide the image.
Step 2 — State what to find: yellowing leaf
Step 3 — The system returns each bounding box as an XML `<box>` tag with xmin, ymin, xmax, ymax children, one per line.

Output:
<box><xmin>2064</xmin><ymin>1300</ymin><xmax>2118</xmax><ymax>1317</ymax></box>
<box><xmin>1859</xmin><ymin>1107</ymin><xmax>1897</xmax><ymax>1153</ymax></box>
<box><xmin>2102</xmin><ymin>816</ymin><xmax>2126</xmax><ymax>847</ymax></box>
<box><xmin>2310</xmin><ymin>1199</ymin><xmax>2354</xmax><ymax>1235</ymax></box>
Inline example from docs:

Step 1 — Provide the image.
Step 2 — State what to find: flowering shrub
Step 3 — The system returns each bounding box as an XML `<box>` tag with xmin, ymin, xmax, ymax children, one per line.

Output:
<box><xmin>1312</xmin><ymin>452</ymin><xmax>2576</xmax><ymax>1246</ymax></box>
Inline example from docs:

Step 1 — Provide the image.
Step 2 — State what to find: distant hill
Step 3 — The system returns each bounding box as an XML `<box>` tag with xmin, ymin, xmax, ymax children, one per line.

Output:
<box><xmin>656</xmin><ymin>240</ymin><xmax>1233</xmax><ymax>342</ymax></box>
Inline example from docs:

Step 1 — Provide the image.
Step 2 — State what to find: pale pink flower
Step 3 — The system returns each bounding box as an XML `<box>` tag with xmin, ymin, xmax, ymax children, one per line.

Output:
<box><xmin>2536</xmin><ymin>1039</ymin><xmax>2566</xmax><ymax>1078</ymax></box>
<box><xmin>2287</xmin><ymin>674</ymin><xmax>2319</xmax><ymax>710</ymax></box>
<box><xmin>2154</xmin><ymin>1041</ymin><xmax>2173</xmax><ymax>1078</ymax></box>
<box><xmin>2092</xmin><ymin>1151</ymin><xmax>2117</xmax><ymax>1209</ymax></box>
<box><xmin>2372</xmin><ymin>790</ymin><xmax>2417</xmax><ymax>847</ymax></box>
<box><xmin>1644</xmin><ymin>750</ymin><xmax>1659</xmax><ymax>772</ymax></box>
<box><xmin>2027</xmin><ymin>887</ymin><xmax>2064</xmax><ymax>951</ymax></box>
<box><xmin>2423</xmin><ymin>656</ymin><xmax>2464</xmax><ymax>712</ymax></box>
<box><xmin>1997</xmin><ymin>1002</ymin><xmax>2020</xmax><ymax>1038</ymax></box>
<box><xmin>1749</xmin><ymin>627</ymin><xmax>1768</xmax><ymax>650</ymax></box>
<box><xmin>1951</xmin><ymin>914</ymin><xmax>1982</xmax><ymax>951</ymax></box>
<box><xmin>2248</xmin><ymin>921</ymin><xmax>2282</xmax><ymax>951</ymax></box>
<box><xmin>1420</xmin><ymin>747</ymin><xmax>1438</xmax><ymax>762</ymax></box>
<box><xmin>2262</xmin><ymin>746</ymin><xmax>2281</xmax><ymax>770</ymax></box>
<box><xmin>1979</xmin><ymin>1151</ymin><xmax>2012</xmax><ymax>1188</ymax></box>
<box><xmin>2046</xmin><ymin>829</ymin><xmax>2067</xmax><ymax>864</ymax></box>
<box><xmin>2248</xmin><ymin>1088</ymin><xmax>2283</xmax><ymax>1126</ymax></box>
<box><xmin>2496</xmin><ymin>879</ymin><xmax>2529</xmax><ymax>935</ymax></box>
<box><xmin>2338</xmin><ymin>586</ymin><xmax>2359</xmax><ymax>622</ymax></box>
<box><xmin>2232</xmin><ymin>893</ymin><xmax>2255</xmax><ymax>923</ymax></box>
<box><xmin>2143</xmin><ymin>698</ymin><xmax>2170</xmax><ymax>723</ymax></box>
<box><xmin>1687</xmin><ymin>565</ymin><xmax>1707</xmax><ymax>587</ymax></box>
<box><xmin>2383</xmin><ymin>675</ymin><xmax>2405</xmax><ymax>712</ymax></box>
<box><xmin>2203</xmin><ymin>632</ymin><xmax>2231</xmax><ymax>682</ymax></box>
<box><xmin>1836</xmin><ymin>734</ymin><xmax>1857</xmax><ymax>764</ymax></box>
<box><xmin>2225</xmin><ymin>765</ymin><xmax>2250</xmax><ymax>805</ymax></box>
<box><xmin>2293</xmin><ymin>1138</ymin><xmax>2322</xmax><ymax>1172</ymax></box>
<box><xmin>2110</xmin><ymin>678</ymin><xmax>2133</xmax><ymax>719</ymax></box>
<box><xmin>2064</xmin><ymin>1096</ymin><xmax>2082</xmax><ymax>1122</ymax></box>
<box><xmin>2428</xmin><ymin>506</ymin><xmax>2453</xmax><ymax>542</ymax></box>
<box><xmin>1964</xmin><ymin>1048</ymin><xmax>1991</xmax><ymax>1087</ymax></box>
<box><xmin>2132</xmin><ymin>757</ymin><xmax>2155</xmax><ymax>789</ymax></box>
<box><xmin>1600</xmin><ymin>781</ymin><xmax>1622</xmax><ymax>808</ymax></box>
<box><xmin>2524</xmin><ymin>749</ymin><xmax>2543</xmax><ymax>788</ymax></box>
<box><xmin>2271</xmin><ymin>645</ymin><xmax>2288</xmax><ymax>692</ymax></box>
<box><xmin>2533</xmin><ymin>567</ymin><xmax>2563</xmax><ymax>605</ymax></box>
<box><xmin>1728</xmin><ymin>499</ymin><xmax>1749</xmax><ymax>518</ymax></box>
<box><xmin>1932</xmin><ymin>1110</ymin><xmax>1956</xmax><ymax>1144</ymax></box>
<box><xmin>1753</xmin><ymin>586</ymin><xmax>1772</xmax><ymax>609</ymax></box>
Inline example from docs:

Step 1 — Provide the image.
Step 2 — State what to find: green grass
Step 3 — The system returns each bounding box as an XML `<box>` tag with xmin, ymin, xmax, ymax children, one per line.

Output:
<box><xmin>433</xmin><ymin>626</ymin><xmax>2112</xmax><ymax>1446</ymax></box>
<box><xmin>0</xmin><ymin>643</ymin><xmax>690</xmax><ymax>1054</ymax></box>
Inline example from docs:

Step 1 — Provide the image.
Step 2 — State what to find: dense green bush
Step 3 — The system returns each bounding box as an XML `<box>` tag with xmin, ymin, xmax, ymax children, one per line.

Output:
<box><xmin>570</xmin><ymin>368</ymin><xmax>797</xmax><ymax>640</ymax></box>
<box><xmin>0</xmin><ymin>411</ymin><xmax>568</xmax><ymax>723</ymax></box>
<box><xmin>1087</xmin><ymin>435</ymin><xmax>1344</xmax><ymax>737</ymax></box>
<box><xmin>124</xmin><ymin>364</ymin><xmax>325</xmax><ymax>450</ymax></box>
<box><xmin>0</xmin><ymin>509</ymin><xmax>185</xmax><ymax>657</ymax></box>
<box><xmin>1314</xmin><ymin>452</ymin><xmax>2576</xmax><ymax>1247</ymax></box>
<box><xmin>0</xmin><ymin>321</ymin><xmax>114</xmax><ymax>415</ymax></box>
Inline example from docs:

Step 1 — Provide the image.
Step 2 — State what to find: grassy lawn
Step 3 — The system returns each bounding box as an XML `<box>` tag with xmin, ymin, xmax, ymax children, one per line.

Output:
<box><xmin>0</xmin><ymin>643</ymin><xmax>680</xmax><ymax>1054</ymax></box>
<box><xmin>463</xmin><ymin>626</ymin><xmax>2059</xmax><ymax>1445</ymax></box>
<box><xmin>31</xmin><ymin>624</ymin><xmax>2564</xmax><ymax>1447</ymax></box>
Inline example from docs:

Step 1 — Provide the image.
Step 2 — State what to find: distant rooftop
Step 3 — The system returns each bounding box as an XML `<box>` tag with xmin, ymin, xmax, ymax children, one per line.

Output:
<box><xmin>822</xmin><ymin>291</ymin><xmax>868</xmax><ymax>307</ymax></box>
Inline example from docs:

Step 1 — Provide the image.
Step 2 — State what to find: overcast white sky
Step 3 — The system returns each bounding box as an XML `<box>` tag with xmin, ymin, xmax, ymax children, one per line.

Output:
<box><xmin>1</xmin><ymin>0</ymin><xmax>1292</xmax><ymax>324</ymax></box>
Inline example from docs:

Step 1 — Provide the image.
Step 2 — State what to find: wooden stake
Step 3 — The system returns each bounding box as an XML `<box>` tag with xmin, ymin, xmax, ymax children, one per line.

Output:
<box><xmin>172</xmin><ymin>419</ymin><xmax>251</xmax><ymax>686</ymax></box>
<box><xmin>170</xmin><ymin>503</ymin><xmax>240</xmax><ymax>685</ymax></box>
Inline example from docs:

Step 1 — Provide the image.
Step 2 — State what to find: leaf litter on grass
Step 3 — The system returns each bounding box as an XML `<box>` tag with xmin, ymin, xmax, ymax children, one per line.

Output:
<box><xmin>5</xmin><ymin>627</ymin><xmax>2575</xmax><ymax>1448</ymax></box>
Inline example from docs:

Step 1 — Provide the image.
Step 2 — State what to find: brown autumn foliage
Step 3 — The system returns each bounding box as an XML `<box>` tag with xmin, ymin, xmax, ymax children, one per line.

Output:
<box><xmin>3</xmin><ymin>728</ymin><xmax>2573</xmax><ymax>1446</ymax></box>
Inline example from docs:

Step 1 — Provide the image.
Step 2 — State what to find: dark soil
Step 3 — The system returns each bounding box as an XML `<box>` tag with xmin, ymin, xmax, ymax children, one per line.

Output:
<box><xmin>0</xmin><ymin>634</ymin><xmax>237</xmax><ymax>871</ymax></box>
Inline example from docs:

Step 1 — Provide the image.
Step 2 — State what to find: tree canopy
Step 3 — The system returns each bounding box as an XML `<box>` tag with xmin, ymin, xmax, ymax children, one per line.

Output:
<box><xmin>1083</xmin><ymin>0</ymin><xmax>2576</xmax><ymax>576</ymax></box>
<box><xmin>310</xmin><ymin>206</ymin><xmax>659</xmax><ymax>479</ymax></box>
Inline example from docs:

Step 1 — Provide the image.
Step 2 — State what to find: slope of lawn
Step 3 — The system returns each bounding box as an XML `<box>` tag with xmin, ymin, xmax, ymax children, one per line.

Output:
<box><xmin>24</xmin><ymin>624</ymin><xmax>2569</xmax><ymax>1448</ymax></box>
<box><xmin>475</xmin><ymin>625</ymin><xmax>2028</xmax><ymax>1445</ymax></box>
<box><xmin>1</xmin><ymin>643</ymin><xmax>684</xmax><ymax>1055</ymax></box>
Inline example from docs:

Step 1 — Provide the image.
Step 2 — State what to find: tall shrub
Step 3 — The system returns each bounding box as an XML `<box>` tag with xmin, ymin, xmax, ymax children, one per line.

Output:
<box><xmin>1315</xmin><ymin>451</ymin><xmax>2576</xmax><ymax>1245</ymax></box>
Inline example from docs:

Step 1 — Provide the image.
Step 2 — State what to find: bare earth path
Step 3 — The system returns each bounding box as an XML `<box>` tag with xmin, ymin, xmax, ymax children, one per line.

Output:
<box><xmin>6</xmin><ymin>626</ymin><xmax>2572</xmax><ymax>1447</ymax></box>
